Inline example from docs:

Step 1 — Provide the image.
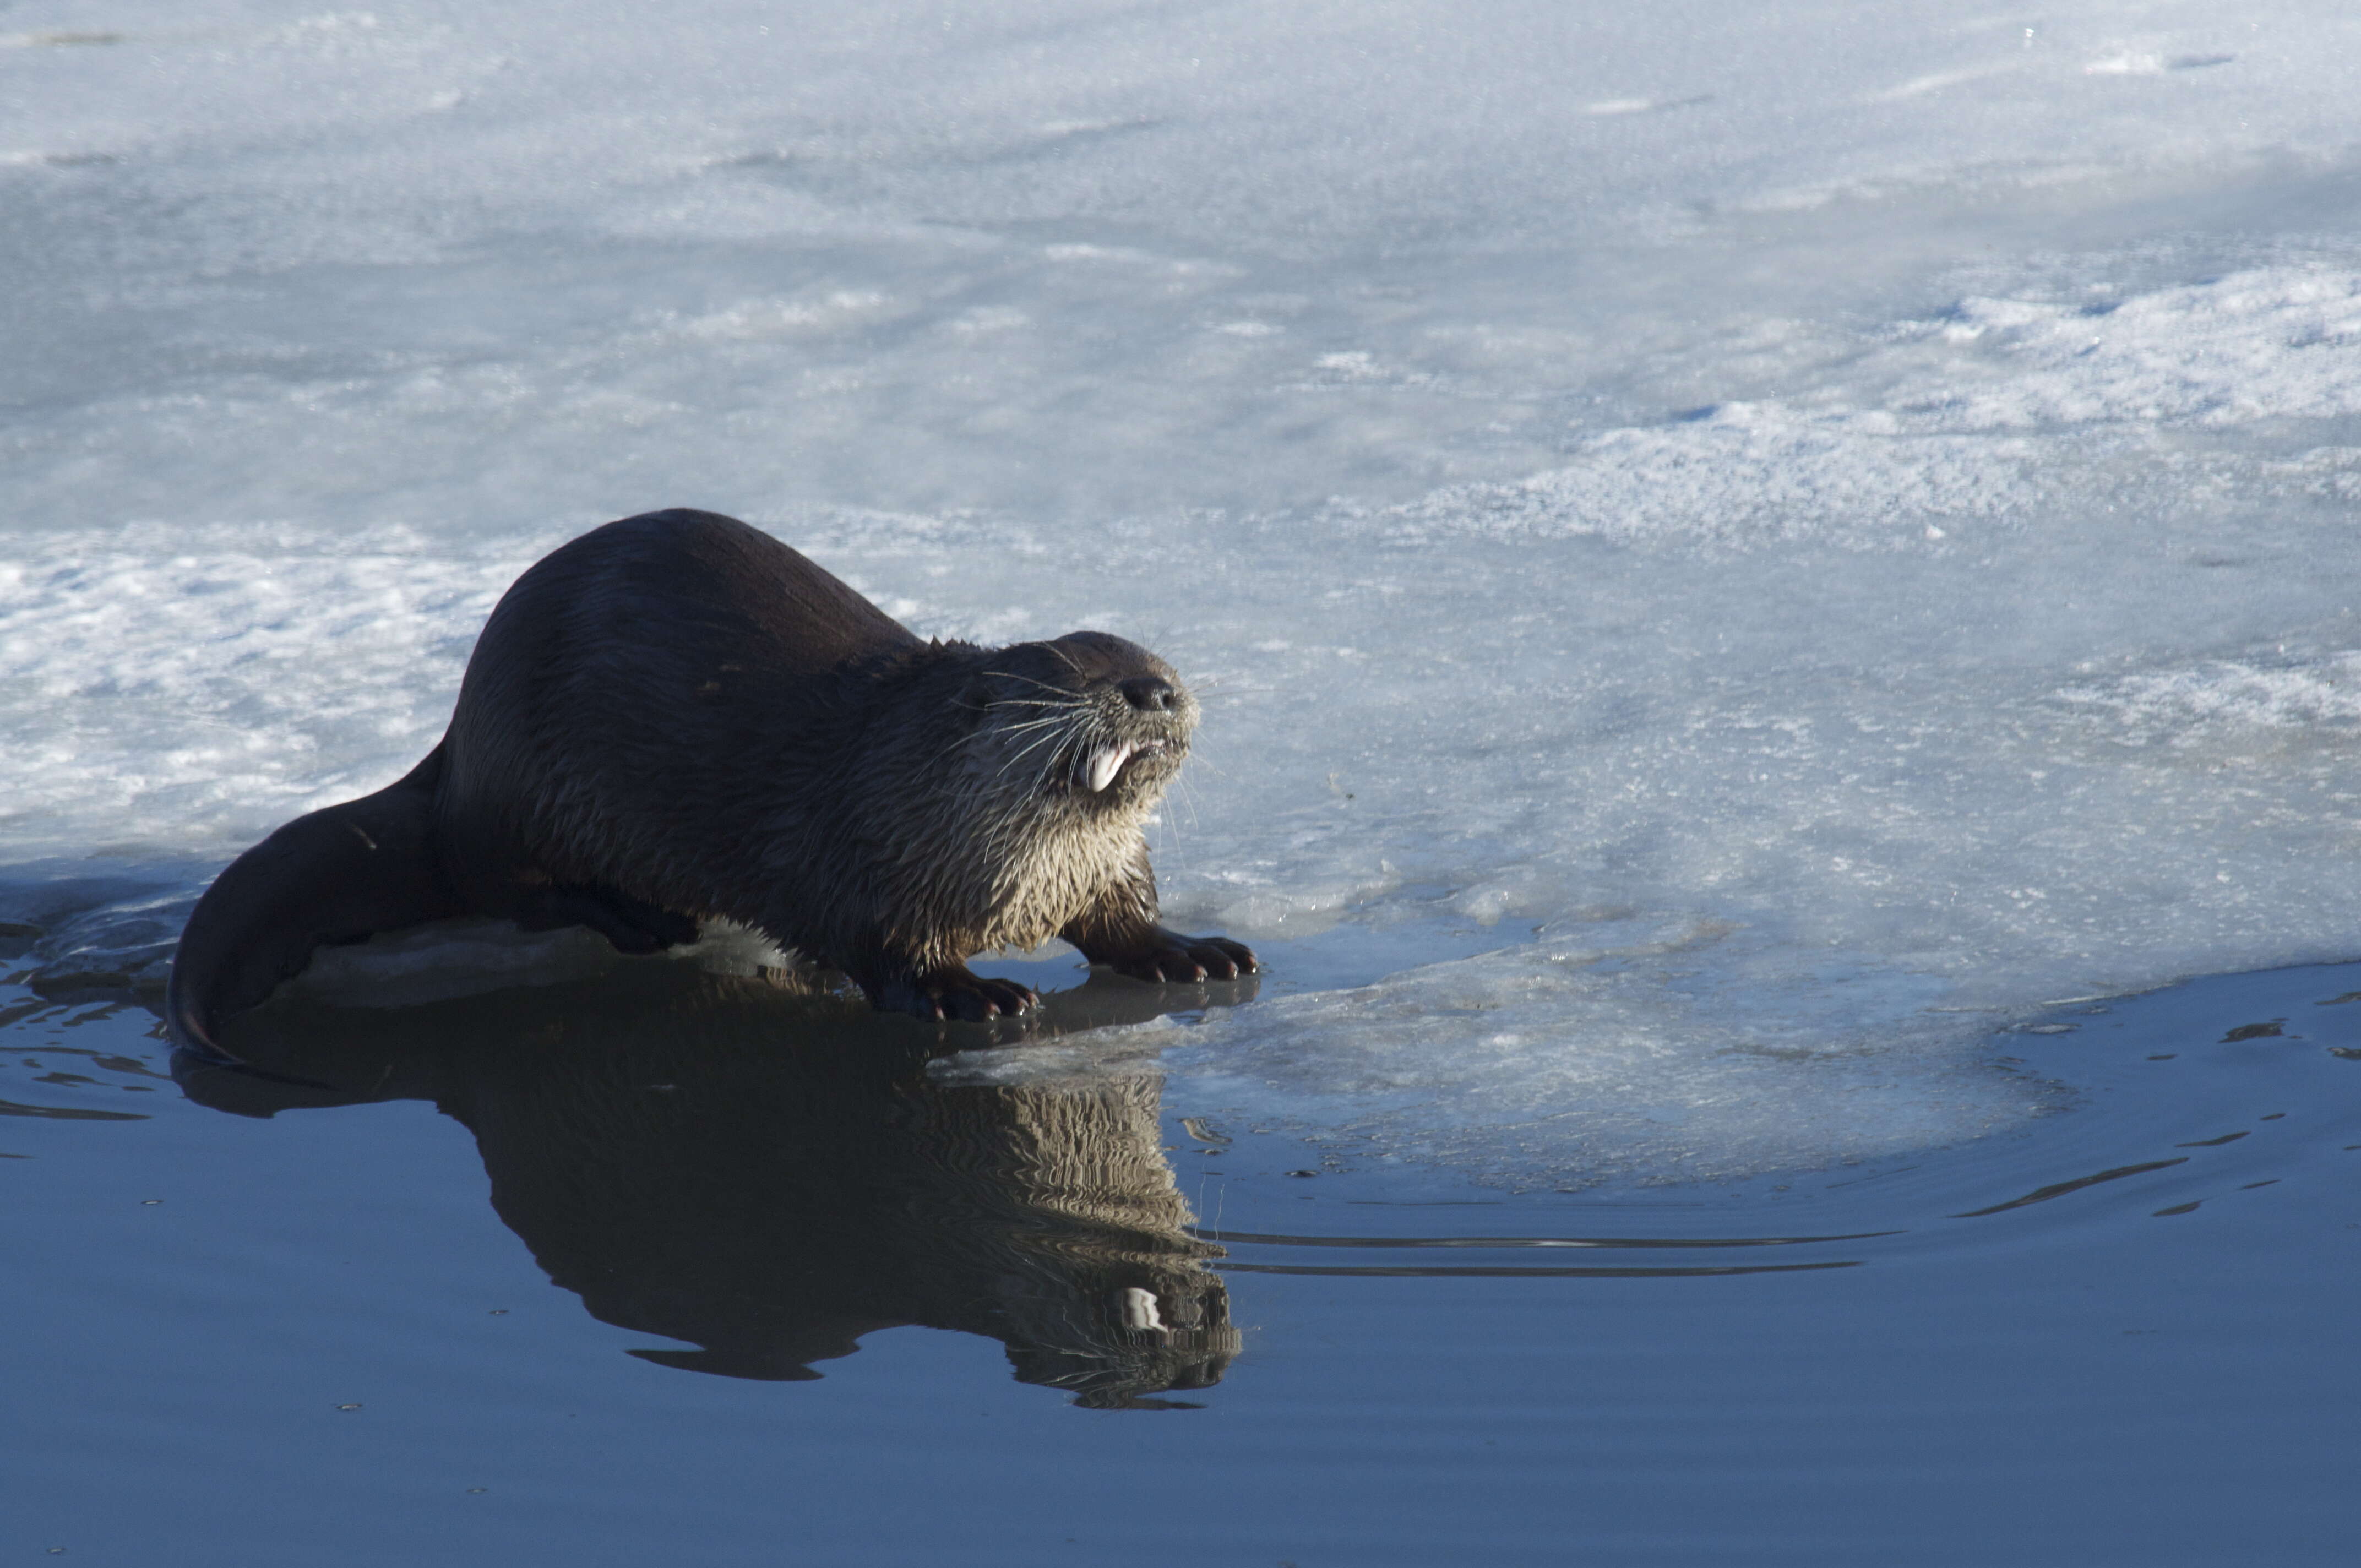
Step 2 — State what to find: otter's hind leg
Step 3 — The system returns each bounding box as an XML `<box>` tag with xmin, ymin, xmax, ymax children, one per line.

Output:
<box><xmin>167</xmin><ymin>749</ymin><xmax>460</xmax><ymax>1059</ymax></box>
<box><xmin>513</xmin><ymin>883</ymin><xmax>701</xmax><ymax>955</ymax></box>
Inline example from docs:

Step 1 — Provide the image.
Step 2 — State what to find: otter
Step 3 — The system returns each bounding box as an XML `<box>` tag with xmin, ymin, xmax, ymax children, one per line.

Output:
<box><xmin>167</xmin><ymin>509</ymin><xmax>1254</xmax><ymax>1055</ymax></box>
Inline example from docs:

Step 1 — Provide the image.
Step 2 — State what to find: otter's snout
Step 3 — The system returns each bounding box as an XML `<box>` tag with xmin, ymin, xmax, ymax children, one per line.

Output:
<box><xmin>973</xmin><ymin>630</ymin><xmax>1197</xmax><ymax>802</ymax></box>
<box><xmin>1120</xmin><ymin>676</ymin><xmax>1178</xmax><ymax>712</ymax></box>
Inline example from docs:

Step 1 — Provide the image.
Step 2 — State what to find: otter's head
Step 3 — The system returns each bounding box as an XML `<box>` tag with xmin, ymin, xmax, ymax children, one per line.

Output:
<box><xmin>966</xmin><ymin>631</ymin><xmax>1197</xmax><ymax>810</ymax></box>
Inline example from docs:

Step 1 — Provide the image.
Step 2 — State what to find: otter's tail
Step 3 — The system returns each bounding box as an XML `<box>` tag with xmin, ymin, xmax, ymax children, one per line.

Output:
<box><xmin>167</xmin><ymin>747</ymin><xmax>460</xmax><ymax>1060</ymax></box>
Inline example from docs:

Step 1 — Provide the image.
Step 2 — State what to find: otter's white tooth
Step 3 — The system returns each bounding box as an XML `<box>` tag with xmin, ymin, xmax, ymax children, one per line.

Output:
<box><xmin>1087</xmin><ymin>743</ymin><xmax>1131</xmax><ymax>793</ymax></box>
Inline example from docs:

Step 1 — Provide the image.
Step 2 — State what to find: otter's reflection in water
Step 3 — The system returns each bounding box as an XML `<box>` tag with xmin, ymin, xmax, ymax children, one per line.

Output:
<box><xmin>177</xmin><ymin>960</ymin><xmax>1249</xmax><ymax>1408</ymax></box>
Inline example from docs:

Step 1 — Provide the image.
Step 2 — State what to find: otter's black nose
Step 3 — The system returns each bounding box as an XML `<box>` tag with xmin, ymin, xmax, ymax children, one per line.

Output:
<box><xmin>1120</xmin><ymin>676</ymin><xmax>1177</xmax><ymax>712</ymax></box>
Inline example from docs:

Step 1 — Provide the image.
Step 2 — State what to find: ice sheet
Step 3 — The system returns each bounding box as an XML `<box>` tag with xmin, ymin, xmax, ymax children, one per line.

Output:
<box><xmin>8</xmin><ymin>1</ymin><xmax>2361</xmax><ymax>1184</ymax></box>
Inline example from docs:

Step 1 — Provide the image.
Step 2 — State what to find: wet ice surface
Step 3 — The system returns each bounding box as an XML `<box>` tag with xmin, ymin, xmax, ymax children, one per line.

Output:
<box><xmin>10</xmin><ymin>2</ymin><xmax>2361</xmax><ymax>1184</ymax></box>
<box><xmin>7</xmin><ymin>951</ymin><xmax>2361</xmax><ymax>1565</ymax></box>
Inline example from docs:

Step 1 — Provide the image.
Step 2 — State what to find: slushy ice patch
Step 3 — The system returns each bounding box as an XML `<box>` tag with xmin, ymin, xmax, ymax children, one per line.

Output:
<box><xmin>1383</xmin><ymin>265</ymin><xmax>2361</xmax><ymax>553</ymax></box>
<box><xmin>948</xmin><ymin>917</ymin><xmax>2061</xmax><ymax>1190</ymax></box>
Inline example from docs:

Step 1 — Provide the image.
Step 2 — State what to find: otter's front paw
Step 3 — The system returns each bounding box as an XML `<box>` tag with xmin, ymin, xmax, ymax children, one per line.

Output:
<box><xmin>1107</xmin><ymin>931</ymin><xmax>1259</xmax><ymax>984</ymax></box>
<box><xmin>878</xmin><ymin>968</ymin><xmax>1042</xmax><ymax>1022</ymax></box>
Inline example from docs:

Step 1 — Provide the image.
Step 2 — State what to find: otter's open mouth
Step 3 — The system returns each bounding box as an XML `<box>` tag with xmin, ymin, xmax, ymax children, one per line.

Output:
<box><xmin>1085</xmin><ymin>738</ymin><xmax>1169</xmax><ymax>793</ymax></box>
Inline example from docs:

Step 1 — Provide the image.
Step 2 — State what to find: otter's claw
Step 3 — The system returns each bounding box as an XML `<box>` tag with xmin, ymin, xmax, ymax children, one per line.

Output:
<box><xmin>1109</xmin><ymin>933</ymin><xmax>1259</xmax><ymax>984</ymax></box>
<box><xmin>942</xmin><ymin>976</ymin><xmax>1041</xmax><ymax>1022</ymax></box>
<box><xmin>878</xmin><ymin>968</ymin><xmax>1042</xmax><ymax>1022</ymax></box>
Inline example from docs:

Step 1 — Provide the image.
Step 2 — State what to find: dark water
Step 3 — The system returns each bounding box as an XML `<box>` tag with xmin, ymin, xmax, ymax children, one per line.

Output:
<box><xmin>7</xmin><ymin>911</ymin><xmax>2361</xmax><ymax>1566</ymax></box>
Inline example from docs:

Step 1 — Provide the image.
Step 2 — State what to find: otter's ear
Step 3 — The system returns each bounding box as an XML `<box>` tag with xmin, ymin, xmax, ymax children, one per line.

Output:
<box><xmin>957</xmin><ymin>676</ymin><xmax>998</xmax><ymax>713</ymax></box>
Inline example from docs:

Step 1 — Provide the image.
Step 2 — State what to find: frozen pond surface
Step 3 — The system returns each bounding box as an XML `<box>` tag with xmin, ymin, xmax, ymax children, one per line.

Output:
<box><xmin>7</xmin><ymin>0</ymin><xmax>2361</xmax><ymax>1556</ymax></box>
<box><xmin>9</xmin><ymin>1</ymin><xmax>2361</xmax><ymax>1183</ymax></box>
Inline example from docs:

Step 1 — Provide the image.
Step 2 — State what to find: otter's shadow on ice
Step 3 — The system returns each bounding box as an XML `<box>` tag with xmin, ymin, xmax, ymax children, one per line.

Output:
<box><xmin>176</xmin><ymin>961</ymin><xmax>1253</xmax><ymax>1408</ymax></box>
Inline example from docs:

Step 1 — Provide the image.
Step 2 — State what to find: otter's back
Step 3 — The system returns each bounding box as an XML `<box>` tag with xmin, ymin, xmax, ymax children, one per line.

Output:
<box><xmin>437</xmin><ymin>509</ymin><xmax>920</xmax><ymax>907</ymax></box>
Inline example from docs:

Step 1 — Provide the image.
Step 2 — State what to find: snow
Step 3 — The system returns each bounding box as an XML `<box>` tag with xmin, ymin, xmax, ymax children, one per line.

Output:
<box><xmin>7</xmin><ymin>0</ymin><xmax>2361</xmax><ymax>1185</ymax></box>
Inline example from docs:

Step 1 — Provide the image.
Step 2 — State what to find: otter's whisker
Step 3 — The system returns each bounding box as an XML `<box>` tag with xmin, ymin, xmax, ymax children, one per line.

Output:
<box><xmin>995</xmin><ymin>722</ymin><xmax>1080</xmax><ymax>784</ymax></box>
<box><xmin>1172</xmin><ymin>772</ymin><xmax>1205</xmax><ymax>835</ymax></box>
<box><xmin>981</xmin><ymin>670</ymin><xmax>1085</xmax><ymax>699</ymax></box>
<box><xmin>1003</xmin><ymin>723</ymin><xmax>1075</xmax><ymax>761</ymax></box>
<box><xmin>1185</xmin><ymin>683</ymin><xmax>1277</xmax><ymax>704</ymax></box>
<box><xmin>1053</xmin><ymin>720</ymin><xmax>1111</xmax><ymax>794</ymax></box>
<box><xmin>995</xmin><ymin>715</ymin><xmax>1086</xmax><ymax>738</ymax></box>
<box><xmin>993</xmin><ymin>746</ymin><xmax>1064</xmax><ymax>789</ymax></box>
